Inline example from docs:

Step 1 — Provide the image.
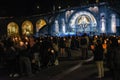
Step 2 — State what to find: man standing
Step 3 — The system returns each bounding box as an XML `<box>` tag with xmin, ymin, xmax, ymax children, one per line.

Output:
<box><xmin>80</xmin><ymin>33</ymin><xmax>89</xmax><ymax>59</ymax></box>
<box><xmin>65</xmin><ymin>36</ymin><xmax>72</xmax><ymax>58</ymax></box>
<box><xmin>93</xmin><ymin>39</ymin><xmax>104</xmax><ymax>80</ymax></box>
<box><xmin>107</xmin><ymin>37</ymin><xmax>120</xmax><ymax>80</ymax></box>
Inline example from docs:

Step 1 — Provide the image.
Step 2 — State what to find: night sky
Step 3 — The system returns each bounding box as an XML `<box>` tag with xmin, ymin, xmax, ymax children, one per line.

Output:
<box><xmin>0</xmin><ymin>0</ymin><xmax>119</xmax><ymax>17</ymax></box>
<box><xmin>0</xmin><ymin>0</ymin><xmax>59</xmax><ymax>17</ymax></box>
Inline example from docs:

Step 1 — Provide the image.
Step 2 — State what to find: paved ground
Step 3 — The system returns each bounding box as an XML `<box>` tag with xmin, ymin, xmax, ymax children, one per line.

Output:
<box><xmin>0</xmin><ymin>49</ymin><xmax>112</xmax><ymax>80</ymax></box>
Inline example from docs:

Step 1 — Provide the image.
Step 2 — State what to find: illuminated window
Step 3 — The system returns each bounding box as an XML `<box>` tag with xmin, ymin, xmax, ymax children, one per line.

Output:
<box><xmin>36</xmin><ymin>19</ymin><xmax>46</xmax><ymax>32</ymax></box>
<box><xmin>111</xmin><ymin>14</ymin><xmax>116</xmax><ymax>33</ymax></box>
<box><xmin>7</xmin><ymin>22</ymin><xmax>19</xmax><ymax>36</ymax></box>
<box><xmin>55</xmin><ymin>20</ymin><xmax>59</xmax><ymax>34</ymax></box>
<box><xmin>100</xmin><ymin>14</ymin><xmax>106</xmax><ymax>33</ymax></box>
<box><xmin>22</xmin><ymin>20</ymin><xmax>33</xmax><ymax>36</ymax></box>
<box><xmin>61</xmin><ymin>18</ymin><xmax>66</xmax><ymax>33</ymax></box>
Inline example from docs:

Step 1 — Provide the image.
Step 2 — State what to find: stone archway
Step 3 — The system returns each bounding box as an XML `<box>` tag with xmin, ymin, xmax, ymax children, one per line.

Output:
<box><xmin>7</xmin><ymin>22</ymin><xmax>19</xmax><ymax>36</ymax></box>
<box><xmin>69</xmin><ymin>11</ymin><xmax>97</xmax><ymax>35</ymax></box>
<box><xmin>36</xmin><ymin>19</ymin><xmax>47</xmax><ymax>32</ymax></box>
<box><xmin>22</xmin><ymin>20</ymin><xmax>33</xmax><ymax>36</ymax></box>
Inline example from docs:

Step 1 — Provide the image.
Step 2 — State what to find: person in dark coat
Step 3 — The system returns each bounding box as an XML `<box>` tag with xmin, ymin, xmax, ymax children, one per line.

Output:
<box><xmin>59</xmin><ymin>37</ymin><xmax>66</xmax><ymax>57</ymax></box>
<box><xmin>40</xmin><ymin>37</ymin><xmax>52</xmax><ymax>68</ymax></box>
<box><xmin>4</xmin><ymin>37</ymin><xmax>20</xmax><ymax>77</ymax></box>
<box><xmin>93</xmin><ymin>39</ymin><xmax>104</xmax><ymax>80</ymax></box>
<box><xmin>107</xmin><ymin>37</ymin><xmax>120</xmax><ymax>80</ymax></box>
<box><xmin>18</xmin><ymin>41</ymin><xmax>33</xmax><ymax>77</ymax></box>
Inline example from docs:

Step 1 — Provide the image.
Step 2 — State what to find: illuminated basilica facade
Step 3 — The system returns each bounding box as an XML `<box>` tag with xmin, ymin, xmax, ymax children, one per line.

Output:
<box><xmin>51</xmin><ymin>3</ymin><xmax>120</xmax><ymax>36</ymax></box>
<box><xmin>0</xmin><ymin>2</ymin><xmax>120</xmax><ymax>37</ymax></box>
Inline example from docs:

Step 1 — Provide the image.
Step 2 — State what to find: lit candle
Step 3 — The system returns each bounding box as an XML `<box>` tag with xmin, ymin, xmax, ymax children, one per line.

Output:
<box><xmin>102</xmin><ymin>43</ymin><xmax>107</xmax><ymax>49</ymax></box>
<box><xmin>20</xmin><ymin>41</ymin><xmax>24</xmax><ymax>46</ymax></box>
<box><xmin>118</xmin><ymin>39</ymin><xmax>120</xmax><ymax>44</ymax></box>
<box><xmin>91</xmin><ymin>45</ymin><xmax>95</xmax><ymax>50</ymax></box>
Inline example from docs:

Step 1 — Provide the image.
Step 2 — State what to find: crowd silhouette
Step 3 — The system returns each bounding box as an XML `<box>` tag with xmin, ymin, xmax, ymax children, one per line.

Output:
<box><xmin>0</xmin><ymin>34</ymin><xmax>120</xmax><ymax>80</ymax></box>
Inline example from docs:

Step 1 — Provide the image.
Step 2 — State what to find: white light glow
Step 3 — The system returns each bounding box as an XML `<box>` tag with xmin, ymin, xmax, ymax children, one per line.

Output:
<box><xmin>101</xmin><ymin>15</ymin><xmax>106</xmax><ymax>33</ymax></box>
<box><xmin>88</xmin><ymin>6</ymin><xmax>99</xmax><ymax>13</ymax></box>
<box><xmin>69</xmin><ymin>11</ymin><xmax>97</xmax><ymax>28</ymax></box>
<box><xmin>111</xmin><ymin>14</ymin><xmax>116</xmax><ymax>33</ymax></box>
<box><xmin>65</xmin><ymin>10</ymin><xmax>74</xmax><ymax>22</ymax></box>
<box><xmin>61</xmin><ymin>18</ymin><xmax>66</xmax><ymax>33</ymax></box>
<box><xmin>55</xmin><ymin>20</ymin><xmax>59</xmax><ymax>34</ymax></box>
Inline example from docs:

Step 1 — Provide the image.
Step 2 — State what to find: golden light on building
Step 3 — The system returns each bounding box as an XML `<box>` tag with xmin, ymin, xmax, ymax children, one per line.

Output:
<box><xmin>36</xmin><ymin>19</ymin><xmax>46</xmax><ymax>32</ymax></box>
<box><xmin>7</xmin><ymin>22</ymin><xmax>19</xmax><ymax>36</ymax></box>
<box><xmin>22</xmin><ymin>20</ymin><xmax>33</xmax><ymax>36</ymax></box>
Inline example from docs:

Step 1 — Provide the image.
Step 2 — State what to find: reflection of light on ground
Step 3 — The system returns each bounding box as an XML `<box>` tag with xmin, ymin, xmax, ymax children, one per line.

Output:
<box><xmin>84</xmin><ymin>56</ymin><xmax>94</xmax><ymax>62</ymax></box>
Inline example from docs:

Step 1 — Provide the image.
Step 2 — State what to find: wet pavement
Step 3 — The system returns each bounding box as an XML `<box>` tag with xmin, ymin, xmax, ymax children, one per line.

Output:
<box><xmin>0</xmin><ymin>49</ymin><xmax>112</xmax><ymax>80</ymax></box>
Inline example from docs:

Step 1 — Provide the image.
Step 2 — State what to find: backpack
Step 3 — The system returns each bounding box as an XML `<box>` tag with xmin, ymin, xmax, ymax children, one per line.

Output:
<box><xmin>80</xmin><ymin>37</ymin><xmax>87</xmax><ymax>45</ymax></box>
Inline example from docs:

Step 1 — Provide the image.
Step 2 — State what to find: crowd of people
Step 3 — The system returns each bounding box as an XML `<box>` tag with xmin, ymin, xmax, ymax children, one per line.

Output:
<box><xmin>0</xmin><ymin>34</ymin><xmax>120</xmax><ymax>80</ymax></box>
<box><xmin>91</xmin><ymin>35</ymin><xmax>120</xmax><ymax>80</ymax></box>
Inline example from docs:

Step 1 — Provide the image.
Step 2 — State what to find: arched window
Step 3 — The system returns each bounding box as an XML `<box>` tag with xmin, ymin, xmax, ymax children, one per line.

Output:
<box><xmin>22</xmin><ymin>20</ymin><xmax>33</xmax><ymax>36</ymax></box>
<box><xmin>7</xmin><ymin>22</ymin><xmax>19</xmax><ymax>36</ymax></box>
<box><xmin>36</xmin><ymin>19</ymin><xmax>46</xmax><ymax>32</ymax></box>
